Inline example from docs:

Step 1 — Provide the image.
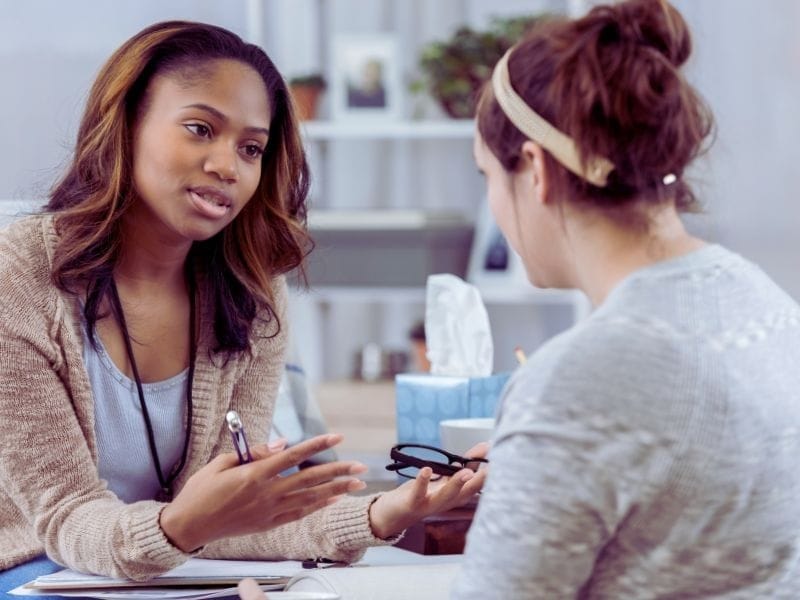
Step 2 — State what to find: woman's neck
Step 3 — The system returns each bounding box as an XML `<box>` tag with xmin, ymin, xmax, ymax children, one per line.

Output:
<box><xmin>114</xmin><ymin>218</ymin><xmax>192</xmax><ymax>293</ymax></box>
<box><xmin>567</xmin><ymin>205</ymin><xmax>705</xmax><ymax>307</ymax></box>
<box><xmin>114</xmin><ymin>250</ymin><xmax>187</xmax><ymax>294</ymax></box>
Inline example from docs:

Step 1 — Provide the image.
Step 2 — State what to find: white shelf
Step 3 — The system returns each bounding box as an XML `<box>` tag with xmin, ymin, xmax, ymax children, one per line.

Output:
<box><xmin>300</xmin><ymin>119</ymin><xmax>475</xmax><ymax>140</ymax></box>
<box><xmin>298</xmin><ymin>285</ymin><xmax>587</xmax><ymax>307</ymax></box>
<box><xmin>307</xmin><ymin>209</ymin><xmax>470</xmax><ymax>231</ymax></box>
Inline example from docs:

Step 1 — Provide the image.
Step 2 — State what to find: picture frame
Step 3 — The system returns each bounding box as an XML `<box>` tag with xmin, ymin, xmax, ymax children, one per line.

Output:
<box><xmin>330</xmin><ymin>34</ymin><xmax>402</xmax><ymax>121</ymax></box>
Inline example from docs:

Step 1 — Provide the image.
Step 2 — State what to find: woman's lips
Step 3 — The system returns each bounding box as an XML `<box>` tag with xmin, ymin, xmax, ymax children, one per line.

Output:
<box><xmin>188</xmin><ymin>187</ymin><xmax>232</xmax><ymax>219</ymax></box>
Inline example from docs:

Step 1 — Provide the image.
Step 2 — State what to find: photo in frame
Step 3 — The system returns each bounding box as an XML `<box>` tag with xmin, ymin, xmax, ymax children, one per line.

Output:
<box><xmin>330</xmin><ymin>34</ymin><xmax>402</xmax><ymax>120</ymax></box>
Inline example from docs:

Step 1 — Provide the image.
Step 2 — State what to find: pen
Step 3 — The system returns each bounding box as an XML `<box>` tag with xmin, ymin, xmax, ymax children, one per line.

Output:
<box><xmin>514</xmin><ymin>345</ymin><xmax>527</xmax><ymax>366</ymax></box>
<box><xmin>226</xmin><ymin>410</ymin><xmax>252</xmax><ymax>464</ymax></box>
<box><xmin>301</xmin><ymin>557</ymin><xmax>348</xmax><ymax>569</ymax></box>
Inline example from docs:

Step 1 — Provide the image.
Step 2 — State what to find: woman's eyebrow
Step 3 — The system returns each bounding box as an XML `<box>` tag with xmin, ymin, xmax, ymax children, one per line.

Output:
<box><xmin>182</xmin><ymin>103</ymin><xmax>269</xmax><ymax>136</ymax></box>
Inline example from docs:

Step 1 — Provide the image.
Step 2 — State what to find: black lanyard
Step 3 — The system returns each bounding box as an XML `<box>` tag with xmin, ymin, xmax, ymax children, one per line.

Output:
<box><xmin>108</xmin><ymin>277</ymin><xmax>196</xmax><ymax>502</ymax></box>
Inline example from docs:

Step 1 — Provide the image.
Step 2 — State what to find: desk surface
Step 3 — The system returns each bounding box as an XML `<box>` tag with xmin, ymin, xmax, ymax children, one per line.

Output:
<box><xmin>360</xmin><ymin>545</ymin><xmax>460</xmax><ymax>566</ymax></box>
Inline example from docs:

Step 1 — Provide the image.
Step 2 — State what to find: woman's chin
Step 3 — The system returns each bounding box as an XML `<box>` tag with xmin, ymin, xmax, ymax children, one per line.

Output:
<box><xmin>527</xmin><ymin>272</ymin><xmax>567</xmax><ymax>291</ymax></box>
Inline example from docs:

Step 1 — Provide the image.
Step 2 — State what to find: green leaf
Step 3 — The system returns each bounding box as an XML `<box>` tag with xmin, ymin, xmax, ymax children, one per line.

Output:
<box><xmin>415</xmin><ymin>14</ymin><xmax>549</xmax><ymax>118</ymax></box>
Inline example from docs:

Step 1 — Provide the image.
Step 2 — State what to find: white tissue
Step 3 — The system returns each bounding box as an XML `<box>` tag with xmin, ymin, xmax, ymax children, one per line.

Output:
<box><xmin>425</xmin><ymin>274</ymin><xmax>493</xmax><ymax>377</ymax></box>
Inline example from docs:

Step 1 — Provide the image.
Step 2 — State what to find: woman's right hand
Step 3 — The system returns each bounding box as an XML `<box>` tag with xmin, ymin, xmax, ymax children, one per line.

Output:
<box><xmin>159</xmin><ymin>434</ymin><xmax>366</xmax><ymax>552</ymax></box>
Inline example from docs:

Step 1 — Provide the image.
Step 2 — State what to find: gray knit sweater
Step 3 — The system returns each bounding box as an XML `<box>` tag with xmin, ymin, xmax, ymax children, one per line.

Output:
<box><xmin>454</xmin><ymin>245</ymin><xmax>800</xmax><ymax>599</ymax></box>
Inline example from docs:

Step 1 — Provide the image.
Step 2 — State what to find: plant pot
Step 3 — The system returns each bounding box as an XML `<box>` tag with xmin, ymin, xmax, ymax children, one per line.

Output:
<box><xmin>290</xmin><ymin>84</ymin><xmax>324</xmax><ymax>121</ymax></box>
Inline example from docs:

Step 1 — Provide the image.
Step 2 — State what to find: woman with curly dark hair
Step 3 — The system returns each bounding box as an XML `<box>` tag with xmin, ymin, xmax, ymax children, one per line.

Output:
<box><xmin>0</xmin><ymin>21</ymin><xmax>484</xmax><ymax>590</ymax></box>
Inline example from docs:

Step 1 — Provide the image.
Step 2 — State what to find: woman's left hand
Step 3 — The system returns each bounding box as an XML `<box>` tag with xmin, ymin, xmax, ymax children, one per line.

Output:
<box><xmin>367</xmin><ymin>442</ymin><xmax>489</xmax><ymax>539</ymax></box>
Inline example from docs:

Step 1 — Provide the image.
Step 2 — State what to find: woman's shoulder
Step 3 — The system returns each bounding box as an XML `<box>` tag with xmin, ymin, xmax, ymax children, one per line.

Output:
<box><xmin>531</xmin><ymin>311</ymin><xmax>688</xmax><ymax>377</ymax></box>
<box><xmin>505</xmin><ymin>312</ymin><xmax>693</xmax><ymax>421</ymax></box>
<box><xmin>245</xmin><ymin>275</ymin><xmax>289</xmax><ymax>354</ymax></box>
<box><xmin>0</xmin><ymin>214</ymin><xmax>55</xmax><ymax>298</ymax></box>
<box><xmin>0</xmin><ymin>211</ymin><xmax>48</xmax><ymax>243</ymax></box>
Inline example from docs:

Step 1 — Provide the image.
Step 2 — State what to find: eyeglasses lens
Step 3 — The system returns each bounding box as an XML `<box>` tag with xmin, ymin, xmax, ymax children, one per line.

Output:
<box><xmin>395</xmin><ymin>445</ymin><xmax>450</xmax><ymax>480</ymax></box>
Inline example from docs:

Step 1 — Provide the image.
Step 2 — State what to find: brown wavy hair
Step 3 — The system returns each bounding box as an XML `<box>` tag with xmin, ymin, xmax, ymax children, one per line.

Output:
<box><xmin>46</xmin><ymin>21</ymin><xmax>312</xmax><ymax>353</ymax></box>
<box><xmin>477</xmin><ymin>0</ymin><xmax>714</xmax><ymax>220</ymax></box>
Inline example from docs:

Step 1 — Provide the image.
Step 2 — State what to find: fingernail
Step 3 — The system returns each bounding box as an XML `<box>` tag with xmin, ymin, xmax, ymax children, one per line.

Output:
<box><xmin>326</xmin><ymin>434</ymin><xmax>344</xmax><ymax>445</ymax></box>
<box><xmin>348</xmin><ymin>463</ymin><xmax>368</xmax><ymax>475</ymax></box>
<box><xmin>461</xmin><ymin>471</ymin><xmax>474</xmax><ymax>482</ymax></box>
<box><xmin>348</xmin><ymin>479</ymin><xmax>367</xmax><ymax>491</ymax></box>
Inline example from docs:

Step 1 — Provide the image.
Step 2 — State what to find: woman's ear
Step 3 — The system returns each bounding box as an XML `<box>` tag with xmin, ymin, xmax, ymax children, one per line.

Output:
<box><xmin>520</xmin><ymin>140</ymin><xmax>549</xmax><ymax>205</ymax></box>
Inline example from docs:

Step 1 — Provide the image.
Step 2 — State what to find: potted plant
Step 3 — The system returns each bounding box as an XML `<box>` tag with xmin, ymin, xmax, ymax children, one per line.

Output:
<box><xmin>414</xmin><ymin>15</ymin><xmax>547</xmax><ymax>119</ymax></box>
<box><xmin>288</xmin><ymin>74</ymin><xmax>327</xmax><ymax>121</ymax></box>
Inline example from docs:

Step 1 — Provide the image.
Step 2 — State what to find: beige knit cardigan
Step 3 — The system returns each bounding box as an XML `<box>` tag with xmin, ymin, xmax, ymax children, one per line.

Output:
<box><xmin>0</xmin><ymin>215</ymin><xmax>385</xmax><ymax>580</ymax></box>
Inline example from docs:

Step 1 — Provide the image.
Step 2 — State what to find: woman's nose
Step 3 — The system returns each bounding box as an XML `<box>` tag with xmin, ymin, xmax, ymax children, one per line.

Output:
<box><xmin>204</xmin><ymin>144</ymin><xmax>238</xmax><ymax>182</ymax></box>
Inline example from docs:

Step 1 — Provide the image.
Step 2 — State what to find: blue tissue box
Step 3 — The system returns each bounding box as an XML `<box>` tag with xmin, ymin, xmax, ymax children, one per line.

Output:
<box><xmin>395</xmin><ymin>372</ymin><xmax>512</xmax><ymax>448</ymax></box>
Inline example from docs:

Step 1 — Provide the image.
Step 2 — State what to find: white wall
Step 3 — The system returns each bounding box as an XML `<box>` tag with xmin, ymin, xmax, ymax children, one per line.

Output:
<box><xmin>0</xmin><ymin>0</ymin><xmax>248</xmax><ymax>201</ymax></box>
<box><xmin>674</xmin><ymin>0</ymin><xmax>800</xmax><ymax>299</ymax></box>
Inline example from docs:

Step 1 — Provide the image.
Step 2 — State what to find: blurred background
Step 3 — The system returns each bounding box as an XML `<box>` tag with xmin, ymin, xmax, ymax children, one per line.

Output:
<box><xmin>2</xmin><ymin>0</ymin><xmax>799</xmax><ymax>465</ymax></box>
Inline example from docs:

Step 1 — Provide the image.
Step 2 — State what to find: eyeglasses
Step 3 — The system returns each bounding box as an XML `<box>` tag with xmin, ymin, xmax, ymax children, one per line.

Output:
<box><xmin>385</xmin><ymin>443</ymin><xmax>489</xmax><ymax>481</ymax></box>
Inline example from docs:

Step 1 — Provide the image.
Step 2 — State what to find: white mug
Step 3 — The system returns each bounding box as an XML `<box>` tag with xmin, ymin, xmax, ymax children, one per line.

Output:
<box><xmin>439</xmin><ymin>418</ymin><xmax>494</xmax><ymax>456</ymax></box>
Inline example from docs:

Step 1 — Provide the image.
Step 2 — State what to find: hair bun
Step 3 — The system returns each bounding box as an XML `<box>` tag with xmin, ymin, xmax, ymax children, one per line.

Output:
<box><xmin>477</xmin><ymin>0</ymin><xmax>712</xmax><ymax>214</ymax></box>
<box><xmin>614</xmin><ymin>0</ymin><xmax>692</xmax><ymax>67</ymax></box>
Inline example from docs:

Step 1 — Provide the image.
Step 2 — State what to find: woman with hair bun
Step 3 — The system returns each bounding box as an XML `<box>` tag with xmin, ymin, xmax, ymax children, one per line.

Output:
<box><xmin>0</xmin><ymin>20</ymin><xmax>484</xmax><ymax>590</ymax></box>
<box><xmin>455</xmin><ymin>0</ymin><xmax>800</xmax><ymax>597</ymax></box>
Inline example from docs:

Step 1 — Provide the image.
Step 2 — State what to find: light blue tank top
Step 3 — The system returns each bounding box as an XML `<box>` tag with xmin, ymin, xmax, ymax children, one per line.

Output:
<box><xmin>81</xmin><ymin>325</ymin><xmax>188</xmax><ymax>503</ymax></box>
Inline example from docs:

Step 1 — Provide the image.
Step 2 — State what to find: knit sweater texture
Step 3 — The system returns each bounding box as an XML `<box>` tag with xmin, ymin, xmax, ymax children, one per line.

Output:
<box><xmin>0</xmin><ymin>215</ymin><xmax>384</xmax><ymax>580</ymax></box>
<box><xmin>454</xmin><ymin>245</ymin><xmax>800</xmax><ymax>599</ymax></box>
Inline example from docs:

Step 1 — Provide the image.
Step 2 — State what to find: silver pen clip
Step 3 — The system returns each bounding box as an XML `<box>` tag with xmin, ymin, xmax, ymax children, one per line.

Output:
<box><xmin>226</xmin><ymin>410</ymin><xmax>252</xmax><ymax>464</ymax></box>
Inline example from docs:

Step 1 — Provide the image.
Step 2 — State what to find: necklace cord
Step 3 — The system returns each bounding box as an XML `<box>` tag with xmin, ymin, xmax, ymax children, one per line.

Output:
<box><xmin>108</xmin><ymin>277</ymin><xmax>196</xmax><ymax>497</ymax></box>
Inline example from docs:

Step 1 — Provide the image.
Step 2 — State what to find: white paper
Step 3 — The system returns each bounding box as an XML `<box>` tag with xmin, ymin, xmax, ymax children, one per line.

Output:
<box><xmin>12</xmin><ymin>546</ymin><xmax>438</xmax><ymax>599</ymax></box>
<box><xmin>10</xmin><ymin>587</ymin><xmax>336</xmax><ymax>599</ymax></box>
<box><xmin>425</xmin><ymin>274</ymin><xmax>493</xmax><ymax>376</ymax></box>
<box><xmin>29</xmin><ymin>558</ymin><xmax>300</xmax><ymax>590</ymax></box>
<box><xmin>9</xmin><ymin>584</ymin><xmax>255</xmax><ymax>598</ymax></box>
<box><xmin>164</xmin><ymin>558</ymin><xmax>302</xmax><ymax>579</ymax></box>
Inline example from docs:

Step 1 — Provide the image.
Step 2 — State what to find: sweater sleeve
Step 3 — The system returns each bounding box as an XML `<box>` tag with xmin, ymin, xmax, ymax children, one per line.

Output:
<box><xmin>196</xmin><ymin>278</ymin><xmax>391</xmax><ymax>563</ymax></box>
<box><xmin>452</xmin><ymin>318</ymin><xmax>694</xmax><ymax>599</ymax></box>
<box><xmin>0</xmin><ymin>247</ymin><xmax>189</xmax><ymax>580</ymax></box>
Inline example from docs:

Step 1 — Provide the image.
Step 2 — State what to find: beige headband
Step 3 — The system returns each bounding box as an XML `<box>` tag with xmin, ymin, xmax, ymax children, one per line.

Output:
<box><xmin>491</xmin><ymin>49</ymin><xmax>615</xmax><ymax>187</ymax></box>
